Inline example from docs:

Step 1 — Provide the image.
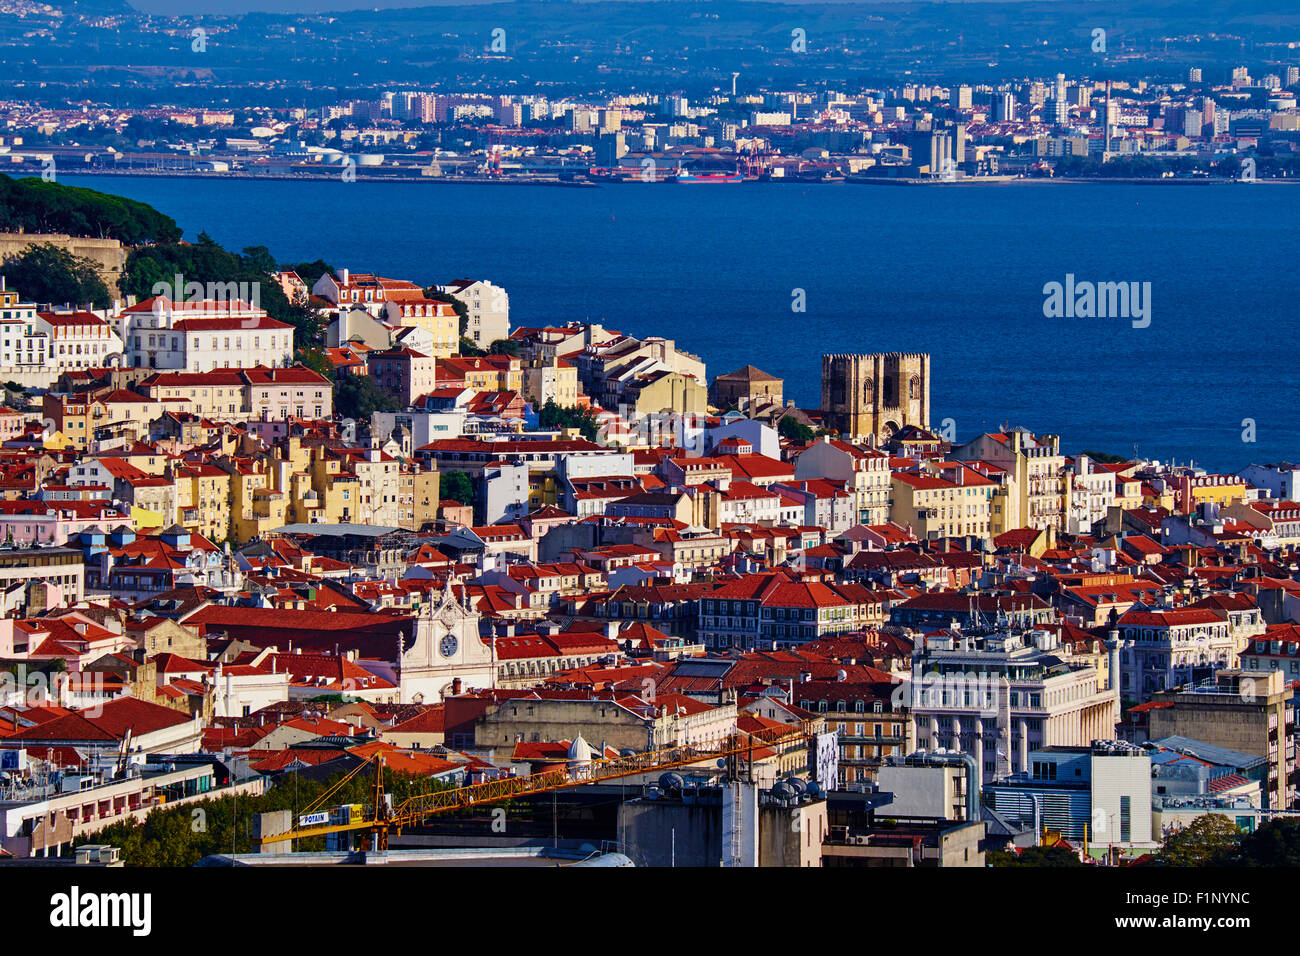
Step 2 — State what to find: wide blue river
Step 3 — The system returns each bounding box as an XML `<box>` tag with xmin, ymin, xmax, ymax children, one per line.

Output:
<box><xmin>70</xmin><ymin>173</ymin><xmax>1300</xmax><ymax>474</ymax></box>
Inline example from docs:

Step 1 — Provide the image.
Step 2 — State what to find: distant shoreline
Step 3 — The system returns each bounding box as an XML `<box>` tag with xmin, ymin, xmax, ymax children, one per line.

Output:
<box><xmin>53</xmin><ymin>169</ymin><xmax>1297</xmax><ymax>188</ymax></box>
<box><xmin>54</xmin><ymin>170</ymin><xmax>599</xmax><ymax>187</ymax></box>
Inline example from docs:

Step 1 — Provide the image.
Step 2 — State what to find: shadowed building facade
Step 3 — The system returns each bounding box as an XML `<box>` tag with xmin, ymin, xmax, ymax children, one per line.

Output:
<box><xmin>709</xmin><ymin>365</ymin><xmax>784</xmax><ymax>410</ymax></box>
<box><xmin>822</xmin><ymin>352</ymin><xmax>930</xmax><ymax>442</ymax></box>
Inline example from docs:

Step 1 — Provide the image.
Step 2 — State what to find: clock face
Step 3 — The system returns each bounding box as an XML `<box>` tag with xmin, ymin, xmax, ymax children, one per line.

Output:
<box><xmin>439</xmin><ymin>634</ymin><xmax>458</xmax><ymax>659</ymax></box>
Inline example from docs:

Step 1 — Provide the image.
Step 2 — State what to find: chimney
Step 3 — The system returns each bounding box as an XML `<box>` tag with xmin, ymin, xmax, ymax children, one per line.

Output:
<box><xmin>451</xmin><ymin>677</ymin><xmax>462</xmax><ymax>696</ymax></box>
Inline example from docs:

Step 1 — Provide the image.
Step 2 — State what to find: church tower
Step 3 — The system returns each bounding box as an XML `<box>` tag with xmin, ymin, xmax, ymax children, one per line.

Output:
<box><xmin>398</xmin><ymin>578</ymin><xmax>495</xmax><ymax>703</ymax></box>
<box><xmin>821</xmin><ymin>352</ymin><xmax>930</xmax><ymax>442</ymax></box>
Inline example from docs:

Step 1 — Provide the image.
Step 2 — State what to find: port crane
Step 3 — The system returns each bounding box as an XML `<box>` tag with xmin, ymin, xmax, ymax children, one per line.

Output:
<box><xmin>256</xmin><ymin>721</ymin><xmax>817</xmax><ymax>850</ymax></box>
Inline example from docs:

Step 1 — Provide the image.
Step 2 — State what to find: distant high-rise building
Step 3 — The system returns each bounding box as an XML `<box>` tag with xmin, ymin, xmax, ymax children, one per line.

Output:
<box><xmin>496</xmin><ymin>99</ymin><xmax>522</xmax><ymax>127</ymax></box>
<box><xmin>1103</xmin><ymin>81</ymin><xmax>1113</xmax><ymax>154</ymax></box>
<box><xmin>1053</xmin><ymin>74</ymin><xmax>1069</xmax><ymax>124</ymax></box>
<box><xmin>909</xmin><ymin>129</ymin><xmax>951</xmax><ymax>174</ymax></box>
<box><xmin>1287</xmin><ymin>66</ymin><xmax>1300</xmax><ymax>87</ymax></box>
<box><xmin>349</xmin><ymin>99</ymin><xmax>385</xmax><ymax>122</ymax></box>
<box><xmin>567</xmin><ymin>108</ymin><xmax>592</xmax><ymax>132</ymax></box>
<box><xmin>598</xmin><ymin>108</ymin><xmax>622</xmax><ymax>133</ymax></box>
<box><xmin>665</xmin><ymin>95</ymin><xmax>689</xmax><ymax>118</ymax></box>
<box><xmin>991</xmin><ymin>91</ymin><xmax>1015</xmax><ymax>122</ymax></box>
<box><xmin>956</xmin><ymin>85</ymin><xmax>973</xmax><ymax>109</ymax></box>
<box><xmin>595</xmin><ymin>131</ymin><xmax>627</xmax><ymax>166</ymax></box>
<box><xmin>414</xmin><ymin>93</ymin><xmax>438</xmax><ymax>124</ymax></box>
<box><xmin>1188</xmin><ymin>67</ymin><xmax>1203</xmax><ymax>83</ymax></box>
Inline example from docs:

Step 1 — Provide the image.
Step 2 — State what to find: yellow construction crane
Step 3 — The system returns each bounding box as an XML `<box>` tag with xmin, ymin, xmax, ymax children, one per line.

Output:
<box><xmin>258</xmin><ymin>721</ymin><xmax>817</xmax><ymax>851</ymax></box>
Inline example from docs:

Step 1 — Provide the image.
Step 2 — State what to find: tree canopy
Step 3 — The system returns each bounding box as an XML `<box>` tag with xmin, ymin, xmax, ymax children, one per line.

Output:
<box><xmin>0</xmin><ymin>174</ymin><xmax>181</xmax><ymax>243</ymax></box>
<box><xmin>123</xmin><ymin>233</ymin><xmax>324</xmax><ymax>350</ymax></box>
<box><xmin>0</xmin><ymin>242</ymin><xmax>111</xmax><ymax>308</ymax></box>
<box><xmin>440</xmin><ymin>471</ymin><xmax>476</xmax><ymax>508</ymax></box>
<box><xmin>778</xmin><ymin>415</ymin><xmax>815</xmax><ymax>444</ymax></box>
<box><xmin>1222</xmin><ymin>817</ymin><xmax>1300</xmax><ymax>866</ymax></box>
<box><xmin>335</xmin><ymin>374</ymin><xmax>398</xmax><ymax>420</ymax></box>
<box><xmin>282</xmin><ymin>259</ymin><xmax>334</xmax><ymax>292</ymax></box>
<box><xmin>1154</xmin><ymin>814</ymin><xmax>1242</xmax><ymax>866</ymax></box>
<box><xmin>538</xmin><ymin>399</ymin><xmax>600</xmax><ymax>442</ymax></box>
<box><xmin>987</xmin><ymin>845</ymin><xmax>1084</xmax><ymax>867</ymax></box>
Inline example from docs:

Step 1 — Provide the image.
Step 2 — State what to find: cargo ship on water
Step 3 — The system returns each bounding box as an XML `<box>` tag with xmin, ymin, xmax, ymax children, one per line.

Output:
<box><xmin>673</xmin><ymin>163</ymin><xmax>742</xmax><ymax>183</ymax></box>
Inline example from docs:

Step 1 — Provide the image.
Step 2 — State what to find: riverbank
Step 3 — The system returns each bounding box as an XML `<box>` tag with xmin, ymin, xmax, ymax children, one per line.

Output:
<box><xmin>55</xmin><ymin>169</ymin><xmax>1296</xmax><ymax>188</ymax></box>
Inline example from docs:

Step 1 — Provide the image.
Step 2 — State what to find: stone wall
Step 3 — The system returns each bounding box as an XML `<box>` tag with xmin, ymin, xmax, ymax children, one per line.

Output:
<box><xmin>0</xmin><ymin>232</ymin><xmax>128</xmax><ymax>295</ymax></box>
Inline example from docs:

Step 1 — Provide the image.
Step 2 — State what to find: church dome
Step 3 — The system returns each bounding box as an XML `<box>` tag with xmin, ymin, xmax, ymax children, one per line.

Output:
<box><xmin>567</xmin><ymin>734</ymin><xmax>593</xmax><ymax>764</ymax></box>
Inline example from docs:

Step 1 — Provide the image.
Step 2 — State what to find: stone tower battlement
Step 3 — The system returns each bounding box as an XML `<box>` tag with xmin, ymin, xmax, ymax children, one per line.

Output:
<box><xmin>821</xmin><ymin>352</ymin><xmax>931</xmax><ymax>442</ymax></box>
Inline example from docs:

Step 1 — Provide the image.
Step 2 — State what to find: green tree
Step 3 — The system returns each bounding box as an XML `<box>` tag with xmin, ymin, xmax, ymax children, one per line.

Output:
<box><xmin>282</xmin><ymin>259</ymin><xmax>334</xmax><ymax>291</ymax></box>
<box><xmin>1081</xmin><ymin>449</ymin><xmax>1128</xmax><ymax>464</ymax></box>
<box><xmin>1155</xmin><ymin>814</ymin><xmax>1241</xmax><ymax>866</ymax></box>
<box><xmin>240</xmin><ymin>245</ymin><xmax>278</xmax><ymax>277</ymax></box>
<box><xmin>538</xmin><ymin>399</ymin><xmax>600</xmax><ymax>442</ymax></box>
<box><xmin>778</xmin><ymin>415</ymin><xmax>815</xmax><ymax>444</ymax></box>
<box><xmin>440</xmin><ymin>470</ymin><xmax>475</xmax><ymax>506</ymax></box>
<box><xmin>0</xmin><ymin>174</ymin><xmax>181</xmax><ymax>243</ymax></box>
<box><xmin>0</xmin><ymin>243</ymin><xmax>111</xmax><ymax>308</ymax></box>
<box><xmin>335</xmin><ymin>375</ymin><xmax>398</xmax><ymax>420</ymax></box>
<box><xmin>296</xmin><ymin>347</ymin><xmax>335</xmax><ymax>381</ymax></box>
<box><xmin>1222</xmin><ymin>817</ymin><xmax>1300</xmax><ymax>866</ymax></box>
<box><xmin>488</xmin><ymin>338</ymin><xmax>519</xmax><ymax>357</ymax></box>
<box><xmin>987</xmin><ymin>844</ymin><xmax>1084</xmax><ymax>867</ymax></box>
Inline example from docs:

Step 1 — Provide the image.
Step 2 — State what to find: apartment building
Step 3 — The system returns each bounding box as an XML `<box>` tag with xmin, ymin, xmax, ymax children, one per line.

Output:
<box><xmin>1147</xmin><ymin>669</ymin><xmax>1295</xmax><ymax>810</ymax></box>
<box><xmin>118</xmin><ymin>297</ymin><xmax>293</xmax><ymax>372</ymax></box>
<box><xmin>439</xmin><ymin>278</ymin><xmax>510</xmax><ymax>347</ymax></box>
<box><xmin>1116</xmin><ymin>606</ymin><xmax>1239</xmax><ymax>701</ymax></box>
<box><xmin>794</xmin><ymin>437</ymin><xmax>891</xmax><ymax>526</ymax></box>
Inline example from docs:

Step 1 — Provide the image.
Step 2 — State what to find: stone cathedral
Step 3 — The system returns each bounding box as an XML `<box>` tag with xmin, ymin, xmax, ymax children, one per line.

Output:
<box><xmin>821</xmin><ymin>352</ymin><xmax>931</xmax><ymax>442</ymax></box>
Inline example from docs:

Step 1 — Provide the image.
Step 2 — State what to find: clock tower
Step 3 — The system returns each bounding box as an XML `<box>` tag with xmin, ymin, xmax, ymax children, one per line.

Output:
<box><xmin>398</xmin><ymin>579</ymin><xmax>495</xmax><ymax>704</ymax></box>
